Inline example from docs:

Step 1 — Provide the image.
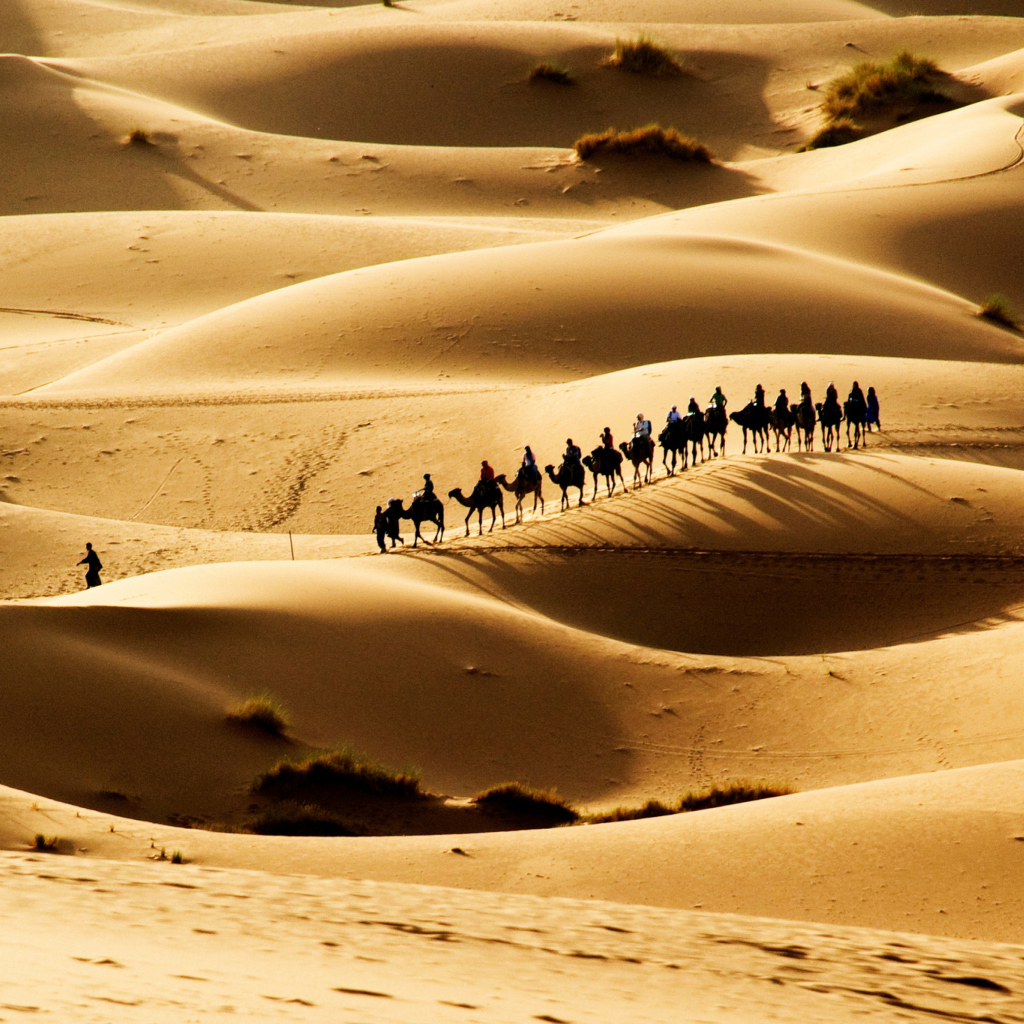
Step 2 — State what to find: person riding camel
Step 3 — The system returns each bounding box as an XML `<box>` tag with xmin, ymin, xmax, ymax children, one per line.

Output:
<box><xmin>564</xmin><ymin>438</ymin><xmax>582</xmax><ymax>469</ymax></box>
<box><xmin>826</xmin><ymin>381</ymin><xmax>839</xmax><ymax>406</ymax></box>
<box><xmin>709</xmin><ymin>387</ymin><xmax>727</xmax><ymax>412</ymax></box>
<box><xmin>420</xmin><ymin>473</ymin><xmax>435</xmax><ymax>501</ymax></box>
<box><xmin>522</xmin><ymin>445</ymin><xmax>539</xmax><ymax>483</ymax></box>
<box><xmin>849</xmin><ymin>380</ymin><xmax>866</xmax><ymax>409</ymax></box>
<box><xmin>754</xmin><ymin>384</ymin><xmax>765</xmax><ymax>409</ymax></box>
<box><xmin>601</xmin><ymin>427</ymin><xmax>614</xmax><ymax>449</ymax></box>
<box><xmin>666</xmin><ymin>405</ymin><xmax>681</xmax><ymax>424</ymax></box>
<box><xmin>688</xmin><ymin>396</ymin><xmax>701</xmax><ymax>416</ymax></box>
<box><xmin>774</xmin><ymin>388</ymin><xmax>789</xmax><ymax>417</ymax></box>
<box><xmin>634</xmin><ymin>413</ymin><xmax>652</xmax><ymax>439</ymax></box>
<box><xmin>800</xmin><ymin>381</ymin><xmax>812</xmax><ymax>409</ymax></box>
<box><xmin>479</xmin><ymin>460</ymin><xmax>495</xmax><ymax>482</ymax></box>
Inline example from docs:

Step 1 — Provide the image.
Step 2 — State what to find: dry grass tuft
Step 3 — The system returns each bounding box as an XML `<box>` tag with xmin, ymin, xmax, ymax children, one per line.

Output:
<box><xmin>474</xmin><ymin>782</ymin><xmax>579</xmax><ymax>824</ymax></box>
<box><xmin>978</xmin><ymin>294</ymin><xmax>1020</xmax><ymax>330</ymax></box>
<box><xmin>34</xmin><ymin>834</ymin><xmax>60</xmax><ymax>852</ymax></box>
<box><xmin>804</xmin><ymin>118</ymin><xmax>863</xmax><ymax>150</ymax></box>
<box><xmin>124</xmin><ymin>128</ymin><xmax>155</xmax><ymax>146</ymax></box>
<box><xmin>822</xmin><ymin>50</ymin><xmax>945</xmax><ymax>122</ymax></box>
<box><xmin>603</xmin><ymin>35</ymin><xmax>683</xmax><ymax>77</ymax></box>
<box><xmin>254</xmin><ymin>748</ymin><xmax>422</xmax><ymax>799</ymax></box>
<box><xmin>529</xmin><ymin>63</ymin><xmax>574</xmax><ymax>85</ymax></box>
<box><xmin>248</xmin><ymin>801</ymin><xmax>356</xmax><ymax>836</ymax></box>
<box><xmin>226</xmin><ymin>692</ymin><xmax>290</xmax><ymax>737</ymax></box>
<box><xmin>587</xmin><ymin>781</ymin><xmax>792</xmax><ymax>822</ymax></box>
<box><xmin>574</xmin><ymin>124</ymin><xmax>713</xmax><ymax>162</ymax></box>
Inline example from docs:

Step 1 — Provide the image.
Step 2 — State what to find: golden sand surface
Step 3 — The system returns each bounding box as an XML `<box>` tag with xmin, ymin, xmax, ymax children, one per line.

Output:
<box><xmin>3</xmin><ymin>0</ymin><xmax>1024</xmax><ymax>1019</ymax></box>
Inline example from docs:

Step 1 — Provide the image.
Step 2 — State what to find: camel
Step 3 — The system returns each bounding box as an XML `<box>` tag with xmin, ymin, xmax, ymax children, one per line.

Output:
<box><xmin>769</xmin><ymin>405</ymin><xmax>794</xmax><ymax>452</ymax></box>
<box><xmin>793</xmin><ymin>400</ymin><xmax>816</xmax><ymax>451</ymax></box>
<box><xmin>544</xmin><ymin>461</ymin><xmax>586</xmax><ymax>510</ymax></box>
<box><xmin>619</xmin><ymin>436</ymin><xmax>654</xmax><ymax>488</ymax></box>
<box><xmin>448</xmin><ymin>481</ymin><xmax>505</xmax><ymax>536</ymax></box>
<box><xmin>729</xmin><ymin>402</ymin><xmax>772</xmax><ymax>454</ymax></box>
<box><xmin>844</xmin><ymin>397</ymin><xmax>867</xmax><ymax>450</ymax></box>
<box><xmin>583</xmin><ymin>446</ymin><xmax>627</xmax><ymax>498</ymax></box>
<box><xmin>658</xmin><ymin>419</ymin><xmax>689</xmax><ymax>475</ymax></box>
<box><xmin>816</xmin><ymin>399</ymin><xmax>843</xmax><ymax>452</ymax></box>
<box><xmin>704</xmin><ymin>405</ymin><xmax>727</xmax><ymax>457</ymax></box>
<box><xmin>393</xmin><ymin>495</ymin><xmax>444</xmax><ymax>548</ymax></box>
<box><xmin>496</xmin><ymin>468</ymin><xmax>544</xmax><ymax>524</ymax></box>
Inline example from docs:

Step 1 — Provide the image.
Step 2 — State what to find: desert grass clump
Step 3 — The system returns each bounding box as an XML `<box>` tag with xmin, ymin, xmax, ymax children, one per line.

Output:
<box><xmin>124</xmin><ymin>128</ymin><xmax>155</xmax><ymax>146</ymax></box>
<box><xmin>574</xmin><ymin>124</ymin><xmax>713</xmax><ymax>162</ymax></box>
<box><xmin>171</xmin><ymin>850</ymin><xmax>184</xmax><ymax>864</ymax></box>
<box><xmin>248</xmin><ymin>801</ymin><xmax>356</xmax><ymax>836</ymax></box>
<box><xmin>254</xmin><ymin>748</ymin><xmax>422</xmax><ymax>799</ymax></box>
<box><xmin>226</xmin><ymin>692</ymin><xmax>291</xmax><ymax>737</ymax></box>
<box><xmin>529</xmin><ymin>62</ymin><xmax>574</xmax><ymax>85</ymax></box>
<box><xmin>804</xmin><ymin>118</ymin><xmax>863</xmax><ymax>150</ymax></box>
<box><xmin>586</xmin><ymin>799</ymin><xmax>675</xmax><ymax>823</ymax></box>
<box><xmin>977</xmin><ymin>294</ymin><xmax>1020</xmax><ymax>330</ymax></box>
<box><xmin>677</xmin><ymin>781</ymin><xmax>792</xmax><ymax>811</ymax></box>
<box><xmin>822</xmin><ymin>50</ymin><xmax>946</xmax><ymax>123</ymax></box>
<box><xmin>473</xmin><ymin>782</ymin><xmax>579</xmax><ymax>824</ymax></box>
<box><xmin>603</xmin><ymin>35</ymin><xmax>683</xmax><ymax>77</ymax></box>
<box><xmin>34</xmin><ymin>834</ymin><xmax>59</xmax><ymax>852</ymax></box>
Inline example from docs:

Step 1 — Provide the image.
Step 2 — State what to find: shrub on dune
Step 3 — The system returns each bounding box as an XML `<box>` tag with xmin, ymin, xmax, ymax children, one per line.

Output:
<box><xmin>977</xmin><ymin>294</ymin><xmax>1020</xmax><ymax>330</ymax></box>
<box><xmin>529</xmin><ymin>63</ymin><xmax>575</xmax><ymax>85</ymax></box>
<box><xmin>123</xmin><ymin>128</ymin><xmax>155</xmax><ymax>146</ymax></box>
<box><xmin>248</xmin><ymin>801</ymin><xmax>356</xmax><ymax>836</ymax></box>
<box><xmin>574</xmin><ymin>124</ymin><xmax>714</xmax><ymax>162</ymax></box>
<box><xmin>254</xmin><ymin>748</ymin><xmax>422</xmax><ymax>799</ymax></box>
<box><xmin>473</xmin><ymin>782</ymin><xmax>579</xmax><ymax>824</ymax></box>
<box><xmin>587</xmin><ymin>781</ymin><xmax>792</xmax><ymax>822</ymax></box>
<box><xmin>804</xmin><ymin>118</ymin><xmax>863</xmax><ymax>150</ymax></box>
<box><xmin>822</xmin><ymin>50</ymin><xmax>946</xmax><ymax>122</ymax></box>
<box><xmin>603</xmin><ymin>35</ymin><xmax>683</xmax><ymax>77</ymax></box>
<box><xmin>226</xmin><ymin>692</ymin><xmax>291</xmax><ymax>737</ymax></box>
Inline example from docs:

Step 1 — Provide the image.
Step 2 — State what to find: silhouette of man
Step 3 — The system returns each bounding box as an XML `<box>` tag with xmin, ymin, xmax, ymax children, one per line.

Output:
<box><xmin>688</xmin><ymin>396</ymin><xmax>701</xmax><ymax>415</ymax></box>
<box><xmin>774</xmin><ymin>388</ymin><xmax>789</xmax><ymax>417</ymax></box>
<box><xmin>372</xmin><ymin>505</ymin><xmax>388</xmax><ymax>553</ymax></box>
<box><xmin>78</xmin><ymin>543</ymin><xmax>102</xmax><ymax>588</ymax></box>
<box><xmin>564</xmin><ymin>438</ymin><xmax>582</xmax><ymax>468</ymax></box>
<box><xmin>666</xmin><ymin>405</ymin><xmax>681</xmax><ymax>424</ymax></box>
<box><xmin>601</xmin><ymin>427</ymin><xmax>614</xmax><ymax>449</ymax></box>
<box><xmin>754</xmin><ymin>383</ymin><xmax>765</xmax><ymax>409</ymax></box>
<box><xmin>479</xmin><ymin>460</ymin><xmax>495</xmax><ymax>482</ymax></box>
<box><xmin>420</xmin><ymin>473</ymin><xmax>435</xmax><ymax>499</ymax></box>
<box><xmin>384</xmin><ymin>498</ymin><xmax>404</xmax><ymax>548</ymax></box>
<box><xmin>866</xmin><ymin>386</ymin><xmax>881</xmax><ymax>430</ymax></box>
<box><xmin>522</xmin><ymin>445</ymin><xmax>539</xmax><ymax>482</ymax></box>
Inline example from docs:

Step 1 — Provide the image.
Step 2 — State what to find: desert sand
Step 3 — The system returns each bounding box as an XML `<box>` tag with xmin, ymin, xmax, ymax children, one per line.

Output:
<box><xmin>4</xmin><ymin>0</ymin><xmax>1024</xmax><ymax>1019</ymax></box>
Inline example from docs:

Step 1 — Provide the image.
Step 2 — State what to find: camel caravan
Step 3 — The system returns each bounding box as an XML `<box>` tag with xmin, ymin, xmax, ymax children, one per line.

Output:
<box><xmin>372</xmin><ymin>381</ymin><xmax>880</xmax><ymax>550</ymax></box>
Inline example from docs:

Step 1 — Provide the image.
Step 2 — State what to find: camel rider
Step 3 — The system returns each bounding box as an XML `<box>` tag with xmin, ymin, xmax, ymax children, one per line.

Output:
<box><xmin>688</xmin><ymin>396</ymin><xmax>701</xmax><ymax>415</ymax></box>
<box><xmin>709</xmin><ymin>387</ymin><xmax>727</xmax><ymax>412</ymax></box>
<box><xmin>633</xmin><ymin>413</ymin><xmax>652</xmax><ymax>439</ymax></box>
<box><xmin>849</xmin><ymin>380</ymin><xmax>866</xmax><ymax>410</ymax></box>
<box><xmin>522</xmin><ymin>445</ymin><xmax>539</xmax><ymax>482</ymax></box>
<box><xmin>479</xmin><ymin>460</ymin><xmax>495</xmax><ymax>482</ymax></box>
<box><xmin>800</xmin><ymin>381</ymin><xmax>812</xmax><ymax>408</ymax></box>
<box><xmin>564</xmin><ymin>438</ymin><xmax>582</xmax><ymax>469</ymax></box>
<box><xmin>419</xmin><ymin>473</ymin><xmax>435</xmax><ymax>502</ymax></box>
<box><xmin>601</xmin><ymin>427</ymin><xmax>614</xmax><ymax>449</ymax></box>
<box><xmin>666</xmin><ymin>405</ymin><xmax>681</xmax><ymax>424</ymax></box>
<box><xmin>826</xmin><ymin>381</ymin><xmax>839</xmax><ymax>406</ymax></box>
<box><xmin>754</xmin><ymin>383</ymin><xmax>765</xmax><ymax>409</ymax></box>
<box><xmin>774</xmin><ymin>388</ymin><xmax>789</xmax><ymax>417</ymax></box>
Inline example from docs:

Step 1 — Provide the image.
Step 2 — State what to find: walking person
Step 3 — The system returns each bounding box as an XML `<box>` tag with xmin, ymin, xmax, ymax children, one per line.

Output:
<box><xmin>866</xmin><ymin>386</ymin><xmax>881</xmax><ymax>430</ymax></box>
<box><xmin>78</xmin><ymin>543</ymin><xmax>103</xmax><ymax>588</ymax></box>
<box><xmin>372</xmin><ymin>505</ymin><xmax>388</xmax><ymax>553</ymax></box>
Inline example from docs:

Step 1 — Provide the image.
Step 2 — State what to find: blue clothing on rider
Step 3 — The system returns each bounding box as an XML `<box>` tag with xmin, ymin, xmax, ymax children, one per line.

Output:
<box><xmin>866</xmin><ymin>387</ymin><xmax>880</xmax><ymax>427</ymax></box>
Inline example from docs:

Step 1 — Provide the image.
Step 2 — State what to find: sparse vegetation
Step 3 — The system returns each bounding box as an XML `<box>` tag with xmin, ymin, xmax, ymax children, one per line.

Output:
<box><xmin>226</xmin><ymin>692</ymin><xmax>291</xmax><ymax>737</ymax></box>
<box><xmin>822</xmin><ymin>51</ymin><xmax>945</xmax><ymax>122</ymax></box>
<box><xmin>574</xmin><ymin>124</ymin><xmax>713</xmax><ymax>162</ymax></box>
<box><xmin>587</xmin><ymin>781</ymin><xmax>793</xmax><ymax>822</ymax></box>
<box><xmin>603</xmin><ymin>35</ymin><xmax>683</xmax><ymax>77</ymax></box>
<box><xmin>804</xmin><ymin>118</ymin><xmax>863</xmax><ymax>150</ymax></box>
<box><xmin>807</xmin><ymin>50</ymin><xmax>952</xmax><ymax>148</ymax></box>
<box><xmin>248</xmin><ymin>801</ymin><xmax>356</xmax><ymax>836</ymax></box>
<box><xmin>124</xmin><ymin>128</ymin><xmax>155</xmax><ymax>146</ymax></box>
<box><xmin>34</xmin><ymin>834</ymin><xmax>60</xmax><ymax>852</ymax></box>
<box><xmin>978</xmin><ymin>294</ymin><xmax>1020</xmax><ymax>330</ymax></box>
<box><xmin>529</xmin><ymin>62</ymin><xmax>574</xmax><ymax>85</ymax></box>
<box><xmin>473</xmin><ymin>783</ymin><xmax>579</xmax><ymax>824</ymax></box>
<box><xmin>171</xmin><ymin>850</ymin><xmax>184</xmax><ymax>864</ymax></box>
<box><xmin>254</xmin><ymin>748</ymin><xmax>422</xmax><ymax>799</ymax></box>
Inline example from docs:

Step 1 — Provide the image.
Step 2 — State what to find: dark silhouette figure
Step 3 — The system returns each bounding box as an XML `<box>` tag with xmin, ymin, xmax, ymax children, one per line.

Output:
<box><xmin>496</xmin><ymin>468</ymin><xmax>544</xmax><ymax>523</ymax></box>
<box><xmin>704</xmin><ymin>404</ymin><xmax>727</xmax><ymax>456</ymax></box>
<box><xmin>372</xmin><ymin>505</ymin><xmax>388</xmax><ymax>553</ymax></box>
<box><xmin>816</xmin><ymin>395</ymin><xmax>844</xmax><ymax>452</ymax></box>
<box><xmin>383</xmin><ymin>498</ymin><xmax>406</xmax><ymax>548</ymax></box>
<box><xmin>730</xmin><ymin>402</ymin><xmax>772</xmax><ymax>454</ymax></box>
<box><xmin>79</xmin><ymin>543</ymin><xmax>102</xmax><ymax>588</ymax></box>
<box><xmin>793</xmin><ymin>400</ymin><xmax>816</xmax><ymax>451</ymax></box>
<box><xmin>619</xmin><ymin>436</ymin><xmax>654</xmax><ymax>487</ymax></box>
<box><xmin>866</xmin><ymin>387</ymin><xmax>881</xmax><ymax>431</ymax></box>
<box><xmin>658</xmin><ymin>418</ymin><xmax>690</xmax><ymax>475</ymax></box>
<box><xmin>845</xmin><ymin>380</ymin><xmax>868</xmax><ymax>450</ymax></box>
<box><xmin>394</xmin><ymin>496</ymin><xmax>444</xmax><ymax>547</ymax></box>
